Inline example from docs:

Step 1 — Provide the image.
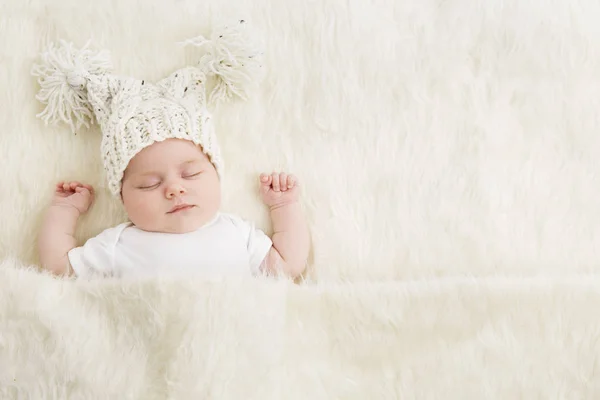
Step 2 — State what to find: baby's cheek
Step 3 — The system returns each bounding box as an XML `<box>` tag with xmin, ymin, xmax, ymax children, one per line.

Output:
<box><xmin>123</xmin><ymin>191</ymin><xmax>148</xmax><ymax>214</ymax></box>
<box><xmin>124</xmin><ymin>193</ymin><xmax>159</xmax><ymax>226</ymax></box>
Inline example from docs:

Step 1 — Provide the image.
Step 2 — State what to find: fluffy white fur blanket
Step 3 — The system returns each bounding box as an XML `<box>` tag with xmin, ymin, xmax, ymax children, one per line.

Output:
<box><xmin>2</xmin><ymin>0</ymin><xmax>600</xmax><ymax>397</ymax></box>
<box><xmin>2</xmin><ymin>262</ymin><xmax>600</xmax><ymax>398</ymax></box>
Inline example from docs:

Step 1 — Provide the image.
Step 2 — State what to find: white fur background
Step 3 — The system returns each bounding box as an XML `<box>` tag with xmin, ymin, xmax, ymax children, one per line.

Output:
<box><xmin>2</xmin><ymin>0</ymin><xmax>600</xmax><ymax>281</ymax></box>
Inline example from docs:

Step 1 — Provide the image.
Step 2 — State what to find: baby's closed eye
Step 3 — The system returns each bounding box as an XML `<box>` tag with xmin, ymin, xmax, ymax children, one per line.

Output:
<box><xmin>137</xmin><ymin>180</ymin><xmax>161</xmax><ymax>190</ymax></box>
<box><xmin>183</xmin><ymin>170</ymin><xmax>202</xmax><ymax>178</ymax></box>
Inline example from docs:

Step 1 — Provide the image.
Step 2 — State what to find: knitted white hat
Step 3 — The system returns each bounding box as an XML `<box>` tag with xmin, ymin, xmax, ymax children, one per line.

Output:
<box><xmin>31</xmin><ymin>20</ymin><xmax>263</xmax><ymax>196</ymax></box>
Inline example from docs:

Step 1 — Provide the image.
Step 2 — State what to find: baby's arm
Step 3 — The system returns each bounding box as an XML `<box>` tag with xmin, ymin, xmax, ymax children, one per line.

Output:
<box><xmin>38</xmin><ymin>181</ymin><xmax>94</xmax><ymax>276</ymax></box>
<box><xmin>266</xmin><ymin>200</ymin><xmax>310</xmax><ymax>277</ymax></box>
<box><xmin>39</xmin><ymin>205</ymin><xmax>79</xmax><ymax>275</ymax></box>
<box><xmin>259</xmin><ymin>173</ymin><xmax>310</xmax><ymax>278</ymax></box>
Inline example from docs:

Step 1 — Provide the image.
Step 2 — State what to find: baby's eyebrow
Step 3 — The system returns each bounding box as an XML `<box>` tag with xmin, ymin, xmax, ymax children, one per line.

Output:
<box><xmin>180</xmin><ymin>159</ymin><xmax>201</xmax><ymax>166</ymax></box>
<box><xmin>132</xmin><ymin>159</ymin><xmax>202</xmax><ymax>177</ymax></box>
<box><xmin>136</xmin><ymin>171</ymin><xmax>161</xmax><ymax>178</ymax></box>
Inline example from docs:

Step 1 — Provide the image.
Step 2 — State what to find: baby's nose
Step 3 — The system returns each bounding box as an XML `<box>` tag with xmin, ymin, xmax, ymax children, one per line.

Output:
<box><xmin>166</xmin><ymin>184</ymin><xmax>186</xmax><ymax>198</ymax></box>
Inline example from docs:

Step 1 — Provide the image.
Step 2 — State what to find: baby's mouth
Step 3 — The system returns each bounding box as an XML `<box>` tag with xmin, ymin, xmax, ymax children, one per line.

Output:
<box><xmin>167</xmin><ymin>204</ymin><xmax>194</xmax><ymax>214</ymax></box>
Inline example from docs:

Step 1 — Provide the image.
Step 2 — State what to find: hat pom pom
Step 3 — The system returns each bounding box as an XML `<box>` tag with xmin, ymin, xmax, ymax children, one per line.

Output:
<box><xmin>31</xmin><ymin>40</ymin><xmax>112</xmax><ymax>132</ymax></box>
<box><xmin>182</xmin><ymin>20</ymin><xmax>264</xmax><ymax>105</ymax></box>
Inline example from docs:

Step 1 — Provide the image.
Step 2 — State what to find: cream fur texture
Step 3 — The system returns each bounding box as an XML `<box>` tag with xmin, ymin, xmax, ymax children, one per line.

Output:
<box><xmin>2</xmin><ymin>0</ymin><xmax>600</xmax><ymax>397</ymax></box>
<box><xmin>2</xmin><ymin>262</ymin><xmax>600</xmax><ymax>398</ymax></box>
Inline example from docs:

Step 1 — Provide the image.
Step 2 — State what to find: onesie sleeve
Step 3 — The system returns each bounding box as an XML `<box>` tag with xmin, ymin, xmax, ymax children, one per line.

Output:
<box><xmin>225</xmin><ymin>214</ymin><xmax>273</xmax><ymax>275</ymax></box>
<box><xmin>67</xmin><ymin>223</ymin><xmax>128</xmax><ymax>279</ymax></box>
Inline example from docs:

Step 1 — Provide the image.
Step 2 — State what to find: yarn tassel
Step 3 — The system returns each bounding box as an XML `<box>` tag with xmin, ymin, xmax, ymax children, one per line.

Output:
<box><xmin>182</xmin><ymin>20</ymin><xmax>264</xmax><ymax>105</ymax></box>
<box><xmin>31</xmin><ymin>40</ymin><xmax>112</xmax><ymax>132</ymax></box>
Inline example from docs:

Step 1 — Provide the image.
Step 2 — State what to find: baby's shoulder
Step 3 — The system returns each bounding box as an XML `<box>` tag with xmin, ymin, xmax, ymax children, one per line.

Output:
<box><xmin>213</xmin><ymin>212</ymin><xmax>266</xmax><ymax>240</ymax></box>
<box><xmin>215</xmin><ymin>212</ymin><xmax>254</xmax><ymax>229</ymax></box>
<box><xmin>88</xmin><ymin>222</ymin><xmax>132</xmax><ymax>244</ymax></box>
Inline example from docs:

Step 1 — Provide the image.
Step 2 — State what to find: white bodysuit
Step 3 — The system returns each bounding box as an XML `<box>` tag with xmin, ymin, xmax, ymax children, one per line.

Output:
<box><xmin>68</xmin><ymin>213</ymin><xmax>273</xmax><ymax>279</ymax></box>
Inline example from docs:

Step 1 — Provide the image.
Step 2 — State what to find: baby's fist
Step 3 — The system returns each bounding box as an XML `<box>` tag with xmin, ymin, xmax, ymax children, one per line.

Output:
<box><xmin>52</xmin><ymin>181</ymin><xmax>95</xmax><ymax>214</ymax></box>
<box><xmin>259</xmin><ymin>172</ymin><xmax>300</xmax><ymax>208</ymax></box>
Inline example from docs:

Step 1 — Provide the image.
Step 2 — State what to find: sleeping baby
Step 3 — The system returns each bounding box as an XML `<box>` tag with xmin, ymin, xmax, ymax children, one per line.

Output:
<box><xmin>33</xmin><ymin>22</ymin><xmax>310</xmax><ymax>279</ymax></box>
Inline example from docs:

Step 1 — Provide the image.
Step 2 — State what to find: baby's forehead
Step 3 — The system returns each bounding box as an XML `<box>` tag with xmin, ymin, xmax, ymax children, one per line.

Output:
<box><xmin>132</xmin><ymin>155</ymin><xmax>204</xmax><ymax>171</ymax></box>
<box><xmin>125</xmin><ymin>140</ymin><xmax>208</xmax><ymax>175</ymax></box>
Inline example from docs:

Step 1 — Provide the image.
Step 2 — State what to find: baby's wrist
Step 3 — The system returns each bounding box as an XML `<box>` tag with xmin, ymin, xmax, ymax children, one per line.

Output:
<box><xmin>268</xmin><ymin>199</ymin><xmax>299</xmax><ymax>212</ymax></box>
<box><xmin>49</xmin><ymin>203</ymin><xmax>82</xmax><ymax>218</ymax></box>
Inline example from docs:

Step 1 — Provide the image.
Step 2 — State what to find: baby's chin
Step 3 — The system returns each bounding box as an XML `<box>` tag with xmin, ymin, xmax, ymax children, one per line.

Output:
<box><xmin>132</xmin><ymin>209</ymin><xmax>218</xmax><ymax>234</ymax></box>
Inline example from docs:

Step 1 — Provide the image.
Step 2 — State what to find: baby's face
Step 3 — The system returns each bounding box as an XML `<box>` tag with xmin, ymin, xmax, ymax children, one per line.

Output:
<box><xmin>121</xmin><ymin>138</ymin><xmax>221</xmax><ymax>234</ymax></box>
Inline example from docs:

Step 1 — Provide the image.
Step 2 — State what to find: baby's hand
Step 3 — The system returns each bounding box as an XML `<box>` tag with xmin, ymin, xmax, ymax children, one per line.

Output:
<box><xmin>52</xmin><ymin>181</ymin><xmax>95</xmax><ymax>214</ymax></box>
<box><xmin>259</xmin><ymin>172</ymin><xmax>300</xmax><ymax>208</ymax></box>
